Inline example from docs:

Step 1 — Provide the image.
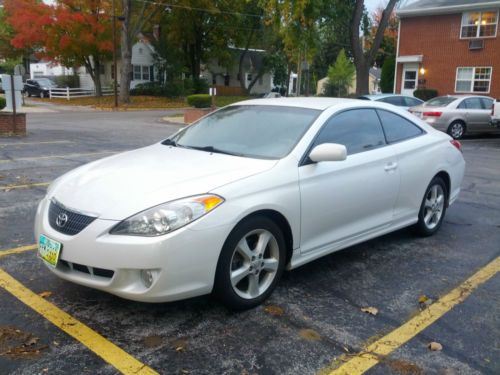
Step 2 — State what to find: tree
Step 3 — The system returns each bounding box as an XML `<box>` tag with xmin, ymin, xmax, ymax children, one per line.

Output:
<box><xmin>350</xmin><ymin>0</ymin><xmax>399</xmax><ymax>95</ymax></box>
<box><xmin>380</xmin><ymin>55</ymin><xmax>395</xmax><ymax>93</ymax></box>
<box><xmin>4</xmin><ymin>0</ymin><xmax>113</xmax><ymax>96</ymax></box>
<box><xmin>324</xmin><ymin>49</ymin><xmax>355</xmax><ymax>97</ymax></box>
<box><xmin>118</xmin><ymin>0</ymin><xmax>164</xmax><ymax>104</ymax></box>
<box><xmin>369</xmin><ymin>6</ymin><xmax>398</xmax><ymax>68</ymax></box>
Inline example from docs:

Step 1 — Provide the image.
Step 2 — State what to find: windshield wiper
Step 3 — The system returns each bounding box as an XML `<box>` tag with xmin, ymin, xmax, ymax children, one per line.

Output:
<box><xmin>187</xmin><ymin>145</ymin><xmax>239</xmax><ymax>156</ymax></box>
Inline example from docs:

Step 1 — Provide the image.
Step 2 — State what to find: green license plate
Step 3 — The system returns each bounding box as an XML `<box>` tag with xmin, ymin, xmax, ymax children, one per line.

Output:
<box><xmin>38</xmin><ymin>234</ymin><xmax>62</xmax><ymax>268</ymax></box>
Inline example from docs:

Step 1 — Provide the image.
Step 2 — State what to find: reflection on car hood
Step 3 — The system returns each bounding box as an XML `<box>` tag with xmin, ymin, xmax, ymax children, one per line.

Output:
<box><xmin>49</xmin><ymin>143</ymin><xmax>277</xmax><ymax>220</ymax></box>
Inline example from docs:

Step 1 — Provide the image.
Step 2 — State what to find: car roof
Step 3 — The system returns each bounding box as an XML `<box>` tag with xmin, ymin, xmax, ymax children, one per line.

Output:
<box><xmin>359</xmin><ymin>94</ymin><xmax>420</xmax><ymax>100</ymax></box>
<box><xmin>230</xmin><ymin>97</ymin><xmax>361</xmax><ymax>110</ymax></box>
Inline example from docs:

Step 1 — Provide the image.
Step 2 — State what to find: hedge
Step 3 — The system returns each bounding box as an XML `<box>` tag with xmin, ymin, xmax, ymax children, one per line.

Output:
<box><xmin>0</xmin><ymin>97</ymin><xmax>5</xmax><ymax>110</ymax></box>
<box><xmin>413</xmin><ymin>88</ymin><xmax>438</xmax><ymax>101</ymax></box>
<box><xmin>187</xmin><ymin>94</ymin><xmax>212</xmax><ymax>108</ymax></box>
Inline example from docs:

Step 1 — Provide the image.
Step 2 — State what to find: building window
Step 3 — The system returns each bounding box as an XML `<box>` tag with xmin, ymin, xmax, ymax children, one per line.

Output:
<box><xmin>133</xmin><ymin>65</ymin><xmax>150</xmax><ymax>80</ymax></box>
<box><xmin>460</xmin><ymin>11</ymin><xmax>498</xmax><ymax>38</ymax></box>
<box><xmin>455</xmin><ymin>67</ymin><xmax>492</xmax><ymax>93</ymax></box>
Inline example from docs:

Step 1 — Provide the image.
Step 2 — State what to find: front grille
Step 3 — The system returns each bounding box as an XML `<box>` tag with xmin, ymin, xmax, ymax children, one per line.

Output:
<box><xmin>48</xmin><ymin>200</ymin><xmax>97</xmax><ymax>235</ymax></box>
<box><xmin>59</xmin><ymin>259</ymin><xmax>114</xmax><ymax>279</ymax></box>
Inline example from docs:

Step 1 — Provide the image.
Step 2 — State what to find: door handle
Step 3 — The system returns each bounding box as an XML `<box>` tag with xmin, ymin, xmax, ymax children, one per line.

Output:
<box><xmin>384</xmin><ymin>162</ymin><xmax>398</xmax><ymax>172</ymax></box>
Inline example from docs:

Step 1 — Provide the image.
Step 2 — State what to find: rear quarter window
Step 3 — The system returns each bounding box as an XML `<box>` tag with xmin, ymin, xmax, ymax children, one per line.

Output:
<box><xmin>377</xmin><ymin>109</ymin><xmax>424</xmax><ymax>143</ymax></box>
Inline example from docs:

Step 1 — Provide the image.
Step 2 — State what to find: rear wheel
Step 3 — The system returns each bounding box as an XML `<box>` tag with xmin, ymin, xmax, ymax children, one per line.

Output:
<box><xmin>447</xmin><ymin>121</ymin><xmax>466</xmax><ymax>139</ymax></box>
<box><xmin>414</xmin><ymin>176</ymin><xmax>448</xmax><ymax>236</ymax></box>
<box><xmin>214</xmin><ymin>216</ymin><xmax>286</xmax><ymax>310</ymax></box>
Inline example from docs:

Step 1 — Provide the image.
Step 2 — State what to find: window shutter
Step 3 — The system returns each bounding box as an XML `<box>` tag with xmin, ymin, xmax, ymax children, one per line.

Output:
<box><xmin>150</xmin><ymin>66</ymin><xmax>154</xmax><ymax>81</ymax></box>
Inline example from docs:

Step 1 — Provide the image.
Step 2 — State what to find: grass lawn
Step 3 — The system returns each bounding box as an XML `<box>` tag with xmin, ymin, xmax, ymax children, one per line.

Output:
<box><xmin>31</xmin><ymin>95</ymin><xmax>251</xmax><ymax>110</ymax></box>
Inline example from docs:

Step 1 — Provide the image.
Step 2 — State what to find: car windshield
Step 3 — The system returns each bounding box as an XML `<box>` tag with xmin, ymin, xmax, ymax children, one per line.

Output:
<box><xmin>168</xmin><ymin>105</ymin><xmax>320</xmax><ymax>159</ymax></box>
<box><xmin>425</xmin><ymin>96</ymin><xmax>457</xmax><ymax>107</ymax></box>
<box><xmin>35</xmin><ymin>78</ymin><xmax>56</xmax><ymax>87</ymax></box>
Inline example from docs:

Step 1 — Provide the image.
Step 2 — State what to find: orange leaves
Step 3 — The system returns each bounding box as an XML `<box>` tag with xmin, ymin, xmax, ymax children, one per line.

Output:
<box><xmin>4</xmin><ymin>0</ymin><xmax>113</xmax><ymax>65</ymax></box>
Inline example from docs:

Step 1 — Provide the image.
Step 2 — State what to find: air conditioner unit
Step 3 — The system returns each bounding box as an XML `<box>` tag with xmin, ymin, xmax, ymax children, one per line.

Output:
<box><xmin>469</xmin><ymin>39</ymin><xmax>484</xmax><ymax>50</ymax></box>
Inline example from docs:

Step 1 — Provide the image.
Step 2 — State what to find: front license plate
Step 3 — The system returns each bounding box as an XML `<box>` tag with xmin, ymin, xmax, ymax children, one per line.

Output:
<box><xmin>38</xmin><ymin>234</ymin><xmax>62</xmax><ymax>268</ymax></box>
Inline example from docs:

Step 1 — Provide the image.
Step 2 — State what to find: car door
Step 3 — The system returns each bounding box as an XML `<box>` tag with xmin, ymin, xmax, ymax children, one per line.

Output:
<box><xmin>298</xmin><ymin>108</ymin><xmax>400</xmax><ymax>254</ymax></box>
<box><xmin>458</xmin><ymin>97</ymin><xmax>487</xmax><ymax>131</ymax></box>
<box><xmin>479</xmin><ymin>98</ymin><xmax>495</xmax><ymax>131</ymax></box>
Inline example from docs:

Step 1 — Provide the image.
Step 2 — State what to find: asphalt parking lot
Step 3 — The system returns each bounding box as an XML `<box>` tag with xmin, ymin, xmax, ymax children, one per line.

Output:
<box><xmin>0</xmin><ymin>109</ymin><xmax>499</xmax><ymax>375</ymax></box>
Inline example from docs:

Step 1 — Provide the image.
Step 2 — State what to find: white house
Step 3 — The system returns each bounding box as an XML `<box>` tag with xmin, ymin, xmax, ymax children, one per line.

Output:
<box><xmin>29</xmin><ymin>37</ymin><xmax>157</xmax><ymax>90</ymax></box>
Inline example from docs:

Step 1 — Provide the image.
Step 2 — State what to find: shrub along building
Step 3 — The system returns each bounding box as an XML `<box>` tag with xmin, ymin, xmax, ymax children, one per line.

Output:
<box><xmin>395</xmin><ymin>0</ymin><xmax>500</xmax><ymax>98</ymax></box>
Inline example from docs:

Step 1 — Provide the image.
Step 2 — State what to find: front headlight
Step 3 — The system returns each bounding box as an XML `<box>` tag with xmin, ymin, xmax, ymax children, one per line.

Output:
<box><xmin>109</xmin><ymin>194</ymin><xmax>224</xmax><ymax>236</ymax></box>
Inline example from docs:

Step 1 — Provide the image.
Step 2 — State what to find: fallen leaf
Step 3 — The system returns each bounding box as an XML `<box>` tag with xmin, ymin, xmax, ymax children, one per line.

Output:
<box><xmin>143</xmin><ymin>335</ymin><xmax>163</xmax><ymax>348</ymax></box>
<box><xmin>418</xmin><ymin>295</ymin><xmax>429</xmax><ymax>304</ymax></box>
<box><xmin>361</xmin><ymin>307</ymin><xmax>379</xmax><ymax>316</ymax></box>
<box><xmin>264</xmin><ymin>305</ymin><xmax>284</xmax><ymax>316</ymax></box>
<box><xmin>428</xmin><ymin>341</ymin><xmax>443</xmax><ymax>351</ymax></box>
<box><xmin>299</xmin><ymin>329</ymin><xmax>321</xmax><ymax>341</ymax></box>
<box><xmin>24</xmin><ymin>336</ymin><xmax>39</xmax><ymax>346</ymax></box>
<box><xmin>53</xmin><ymin>341</ymin><xmax>59</xmax><ymax>346</ymax></box>
<box><xmin>181</xmin><ymin>369</ymin><xmax>190</xmax><ymax>374</ymax></box>
<box><xmin>42</xmin><ymin>369</ymin><xmax>48</xmax><ymax>373</ymax></box>
<box><xmin>38</xmin><ymin>291</ymin><xmax>52</xmax><ymax>298</ymax></box>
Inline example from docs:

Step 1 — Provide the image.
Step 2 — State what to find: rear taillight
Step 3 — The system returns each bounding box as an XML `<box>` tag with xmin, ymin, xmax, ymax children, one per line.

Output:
<box><xmin>423</xmin><ymin>111</ymin><xmax>442</xmax><ymax>117</ymax></box>
<box><xmin>450</xmin><ymin>140</ymin><xmax>462</xmax><ymax>152</ymax></box>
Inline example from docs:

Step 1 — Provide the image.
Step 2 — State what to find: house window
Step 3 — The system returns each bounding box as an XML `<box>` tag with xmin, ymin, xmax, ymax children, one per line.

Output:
<box><xmin>133</xmin><ymin>65</ymin><xmax>151</xmax><ymax>80</ymax></box>
<box><xmin>460</xmin><ymin>11</ymin><xmax>498</xmax><ymax>38</ymax></box>
<box><xmin>455</xmin><ymin>67</ymin><xmax>492</xmax><ymax>93</ymax></box>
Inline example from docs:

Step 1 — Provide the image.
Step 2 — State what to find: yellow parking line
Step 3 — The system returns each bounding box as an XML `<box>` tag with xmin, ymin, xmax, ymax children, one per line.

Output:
<box><xmin>0</xmin><ymin>244</ymin><xmax>37</xmax><ymax>259</ymax></box>
<box><xmin>0</xmin><ymin>268</ymin><xmax>159</xmax><ymax>375</ymax></box>
<box><xmin>326</xmin><ymin>256</ymin><xmax>500</xmax><ymax>375</ymax></box>
<box><xmin>0</xmin><ymin>151</ymin><xmax>116</xmax><ymax>163</ymax></box>
<box><xmin>0</xmin><ymin>140</ymin><xmax>74</xmax><ymax>146</ymax></box>
<box><xmin>0</xmin><ymin>182</ymin><xmax>50</xmax><ymax>191</ymax></box>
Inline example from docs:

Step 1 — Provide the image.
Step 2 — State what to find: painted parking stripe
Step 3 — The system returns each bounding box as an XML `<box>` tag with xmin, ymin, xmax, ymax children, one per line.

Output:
<box><xmin>0</xmin><ymin>244</ymin><xmax>38</xmax><ymax>258</ymax></box>
<box><xmin>0</xmin><ymin>182</ymin><xmax>50</xmax><ymax>191</ymax></box>
<box><xmin>0</xmin><ymin>268</ymin><xmax>159</xmax><ymax>375</ymax></box>
<box><xmin>326</xmin><ymin>256</ymin><xmax>500</xmax><ymax>375</ymax></box>
<box><xmin>0</xmin><ymin>140</ymin><xmax>74</xmax><ymax>147</ymax></box>
<box><xmin>0</xmin><ymin>151</ymin><xmax>117</xmax><ymax>163</ymax></box>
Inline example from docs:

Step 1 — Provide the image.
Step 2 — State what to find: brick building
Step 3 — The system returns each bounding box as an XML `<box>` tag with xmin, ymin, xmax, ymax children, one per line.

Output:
<box><xmin>395</xmin><ymin>0</ymin><xmax>500</xmax><ymax>98</ymax></box>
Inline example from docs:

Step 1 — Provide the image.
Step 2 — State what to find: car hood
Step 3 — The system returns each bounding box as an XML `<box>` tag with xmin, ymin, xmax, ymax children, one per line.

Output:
<box><xmin>49</xmin><ymin>143</ymin><xmax>278</xmax><ymax>220</ymax></box>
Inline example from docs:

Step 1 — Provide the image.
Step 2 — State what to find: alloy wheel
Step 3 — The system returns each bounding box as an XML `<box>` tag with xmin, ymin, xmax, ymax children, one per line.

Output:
<box><xmin>449</xmin><ymin>122</ymin><xmax>464</xmax><ymax>139</ymax></box>
<box><xmin>229</xmin><ymin>229</ymin><xmax>280</xmax><ymax>299</ymax></box>
<box><xmin>423</xmin><ymin>184</ymin><xmax>445</xmax><ymax>230</ymax></box>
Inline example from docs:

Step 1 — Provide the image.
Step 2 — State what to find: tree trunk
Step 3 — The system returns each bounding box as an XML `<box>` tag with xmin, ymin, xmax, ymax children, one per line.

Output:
<box><xmin>94</xmin><ymin>57</ymin><xmax>102</xmax><ymax>96</ymax></box>
<box><xmin>285</xmin><ymin>64</ymin><xmax>291</xmax><ymax>97</ymax></box>
<box><xmin>355</xmin><ymin>62</ymin><xmax>370</xmax><ymax>95</ymax></box>
<box><xmin>119</xmin><ymin>0</ymin><xmax>132</xmax><ymax>104</ymax></box>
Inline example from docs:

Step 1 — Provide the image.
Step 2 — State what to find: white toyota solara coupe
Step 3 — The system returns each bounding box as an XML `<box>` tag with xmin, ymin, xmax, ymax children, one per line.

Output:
<box><xmin>35</xmin><ymin>98</ymin><xmax>465</xmax><ymax>309</ymax></box>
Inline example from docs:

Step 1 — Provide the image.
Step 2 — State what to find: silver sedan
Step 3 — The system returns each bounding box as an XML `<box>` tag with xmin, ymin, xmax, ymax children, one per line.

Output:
<box><xmin>409</xmin><ymin>95</ymin><xmax>495</xmax><ymax>139</ymax></box>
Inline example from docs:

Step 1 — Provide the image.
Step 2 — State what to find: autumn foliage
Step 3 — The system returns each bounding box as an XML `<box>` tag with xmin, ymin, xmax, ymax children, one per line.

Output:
<box><xmin>4</xmin><ymin>0</ymin><xmax>114</xmax><ymax>94</ymax></box>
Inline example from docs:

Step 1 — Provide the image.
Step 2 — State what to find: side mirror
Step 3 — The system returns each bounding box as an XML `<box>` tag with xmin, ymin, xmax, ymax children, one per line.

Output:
<box><xmin>309</xmin><ymin>143</ymin><xmax>347</xmax><ymax>163</ymax></box>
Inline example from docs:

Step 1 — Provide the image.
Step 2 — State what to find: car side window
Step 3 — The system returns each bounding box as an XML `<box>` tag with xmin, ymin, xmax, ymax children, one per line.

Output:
<box><xmin>459</xmin><ymin>98</ymin><xmax>483</xmax><ymax>109</ymax></box>
<box><xmin>377</xmin><ymin>109</ymin><xmax>423</xmax><ymax>143</ymax></box>
<box><xmin>313</xmin><ymin>109</ymin><xmax>386</xmax><ymax>155</ymax></box>
<box><xmin>378</xmin><ymin>96</ymin><xmax>404</xmax><ymax>106</ymax></box>
<box><xmin>405</xmin><ymin>97</ymin><xmax>422</xmax><ymax>107</ymax></box>
<box><xmin>480</xmin><ymin>98</ymin><xmax>494</xmax><ymax>109</ymax></box>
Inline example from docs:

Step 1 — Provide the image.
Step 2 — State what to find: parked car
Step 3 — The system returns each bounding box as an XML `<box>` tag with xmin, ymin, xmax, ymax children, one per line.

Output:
<box><xmin>409</xmin><ymin>95</ymin><xmax>495</xmax><ymax>139</ymax></box>
<box><xmin>491</xmin><ymin>99</ymin><xmax>500</xmax><ymax>127</ymax></box>
<box><xmin>24</xmin><ymin>78</ymin><xmax>57</xmax><ymax>98</ymax></box>
<box><xmin>357</xmin><ymin>94</ymin><xmax>424</xmax><ymax>110</ymax></box>
<box><xmin>35</xmin><ymin>98</ymin><xmax>465</xmax><ymax>309</ymax></box>
<box><xmin>260</xmin><ymin>92</ymin><xmax>282</xmax><ymax>98</ymax></box>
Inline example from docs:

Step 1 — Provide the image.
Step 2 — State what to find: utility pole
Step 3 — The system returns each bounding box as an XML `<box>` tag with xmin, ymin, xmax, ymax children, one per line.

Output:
<box><xmin>112</xmin><ymin>0</ymin><xmax>118</xmax><ymax>108</ymax></box>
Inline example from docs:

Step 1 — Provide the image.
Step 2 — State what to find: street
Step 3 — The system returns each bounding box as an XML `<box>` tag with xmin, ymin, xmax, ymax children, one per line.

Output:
<box><xmin>0</xmin><ymin>109</ymin><xmax>499</xmax><ymax>375</ymax></box>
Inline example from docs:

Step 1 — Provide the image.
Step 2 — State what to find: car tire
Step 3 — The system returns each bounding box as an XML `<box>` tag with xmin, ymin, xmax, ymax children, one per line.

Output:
<box><xmin>213</xmin><ymin>216</ymin><xmax>286</xmax><ymax>310</ymax></box>
<box><xmin>414</xmin><ymin>176</ymin><xmax>448</xmax><ymax>237</ymax></box>
<box><xmin>447</xmin><ymin>121</ymin><xmax>466</xmax><ymax>139</ymax></box>
<box><xmin>39</xmin><ymin>91</ymin><xmax>44</xmax><ymax>98</ymax></box>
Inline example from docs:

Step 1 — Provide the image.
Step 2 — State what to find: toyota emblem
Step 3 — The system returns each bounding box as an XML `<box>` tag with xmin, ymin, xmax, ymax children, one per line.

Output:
<box><xmin>56</xmin><ymin>212</ymin><xmax>69</xmax><ymax>228</ymax></box>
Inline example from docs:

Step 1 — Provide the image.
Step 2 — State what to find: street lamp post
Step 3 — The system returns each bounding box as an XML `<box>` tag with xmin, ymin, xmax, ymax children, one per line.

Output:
<box><xmin>112</xmin><ymin>0</ymin><xmax>118</xmax><ymax>108</ymax></box>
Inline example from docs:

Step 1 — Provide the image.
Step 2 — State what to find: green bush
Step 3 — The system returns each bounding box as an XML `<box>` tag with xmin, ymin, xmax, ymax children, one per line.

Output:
<box><xmin>130</xmin><ymin>80</ymin><xmax>197</xmax><ymax>97</ymax></box>
<box><xmin>0</xmin><ymin>97</ymin><xmax>5</xmax><ymax>110</ymax></box>
<box><xmin>380</xmin><ymin>56</ymin><xmax>395</xmax><ymax>93</ymax></box>
<box><xmin>53</xmin><ymin>75</ymin><xmax>80</xmax><ymax>88</ymax></box>
<box><xmin>414</xmin><ymin>88</ymin><xmax>438</xmax><ymax>101</ymax></box>
<box><xmin>187</xmin><ymin>94</ymin><xmax>212</xmax><ymax>108</ymax></box>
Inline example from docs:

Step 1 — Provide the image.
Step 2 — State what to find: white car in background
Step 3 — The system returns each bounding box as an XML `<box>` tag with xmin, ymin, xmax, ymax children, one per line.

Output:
<box><xmin>409</xmin><ymin>95</ymin><xmax>495</xmax><ymax>139</ymax></box>
<box><xmin>35</xmin><ymin>98</ymin><xmax>465</xmax><ymax>309</ymax></box>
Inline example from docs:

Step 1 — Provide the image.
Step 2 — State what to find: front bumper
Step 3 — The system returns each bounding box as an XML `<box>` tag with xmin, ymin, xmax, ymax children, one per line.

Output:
<box><xmin>34</xmin><ymin>197</ymin><xmax>231</xmax><ymax>302</ymax></box>
<box><xmin>490</xmin><ymin>119</ymin><xmax>500</xmax><ymax>127</ymax></box>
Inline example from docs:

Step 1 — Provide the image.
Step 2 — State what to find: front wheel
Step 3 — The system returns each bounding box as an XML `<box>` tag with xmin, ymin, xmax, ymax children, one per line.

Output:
<box><xmin>213</xmin><ymin>216</ymin><xmax>286</xmax><ymax>310</ymax></box>
<box><xmin>447</xmin><ymin>121</ymin><xmax>466</xmax><ymax>139</ymax></box>
<box><xmin>414</xmin><ymin>176</ymin><xmax>448</xmax><ymax>236</ymax></box>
